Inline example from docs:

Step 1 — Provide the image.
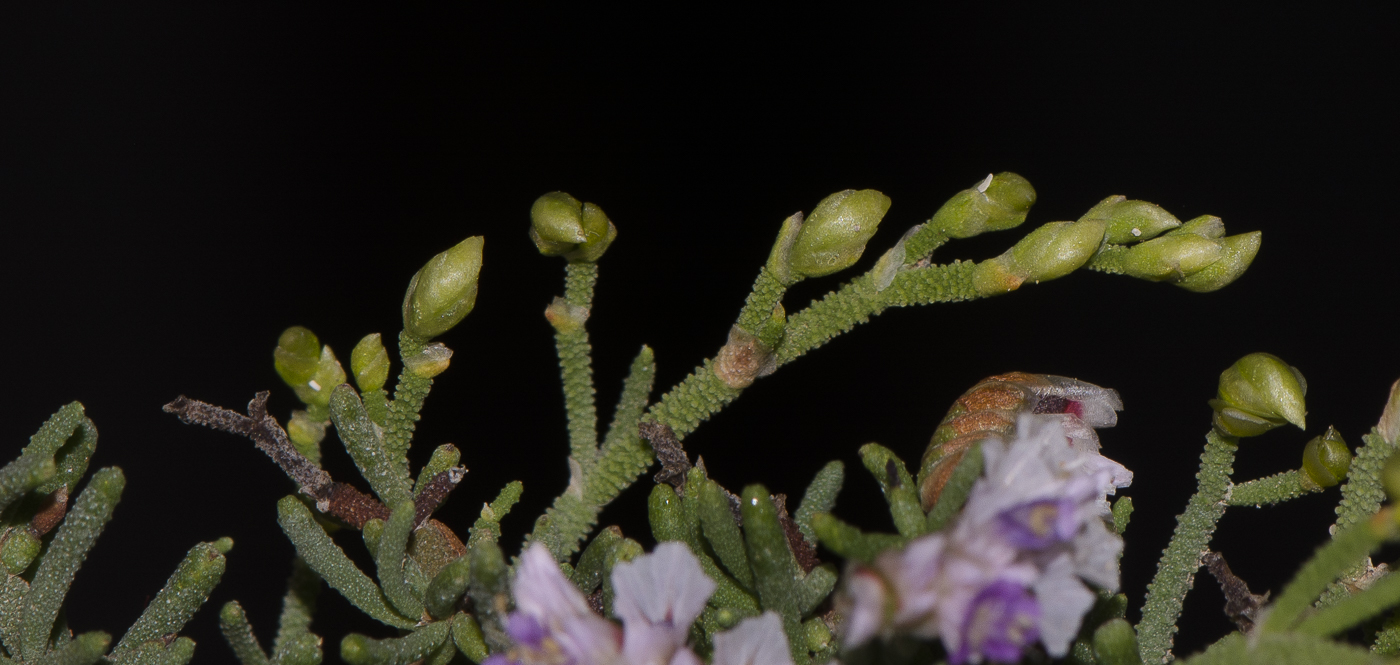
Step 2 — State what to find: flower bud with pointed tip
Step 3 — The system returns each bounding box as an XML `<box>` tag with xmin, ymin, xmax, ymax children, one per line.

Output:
<box><xmin>296</xmin><ymin>346</ymin><xmax>347</xmax><ymax>410</ymax></box>
<box><xmin>274</xmin><ymin>326</ymin><xmax>321</xmax><ymax>388</ymax></box>
<box><xmin>1009</xmin><ymin>219</ymin><xmax>1107</xmax><ymax>282</ymax></box>
<box><xmin>1378</xmin><ymin>379</ymin><xmax>1400</xmax><ymax>446</ymax></box>
<box><xmin>1119</xmin><ymin>234</ymin><xmax>1225</xmax><ymax>282</ymax></box>
<box><xmin>402</xmin><ymin>236</ymin><xmax>483</xmax><ymax>339</ymax></box>
<box><xmin>1166</xmin><ymin>215</ymin><xmax>1226</xmax><ymax>239</ymax></box>
<box><xmin>931</xmin><ymin>172</ymin><xmax>1037</xmax><ymax>239</ymax></box>
<box><xmin>350</xmin><ymin>333</ymin><xmax>390</xmax><ymax>393</ymax></box>
<box><xmin>764</xmin><ymin>211</ymin><xmax>805</xmax><ymax>285</ymax></box>
<box><xmin>1209</xmin><ymin>353</ymin><xmax>1307</xmax><ymax>437</ymax></box>
<box><xmin>404</xmin><ymin>342</ymin><xmax>453</xmax><ymax>379</ymax></box>
<box><xmin>788</xmin><ymin>189</ymin><xmax>891</xmax><ymax>278</ymax></box>
<box><xmin>1301</xmin><ymin>426</ymin><xmax>1351</xmax><ymax>488</ymax></box>
<box><xmin>1176</xmin><ymin>231</ymin><xmax>1260</xmax><ymax>293</ymax></box>
<box><xmin>566</xmin><ymin>202</ymin><xmax>618</xmax><ymax>262</ymax></box>
<box><xmin>1080</xmin><ymin>196</ymin><xmax>1181</xmax><ymax>244</ymax></box>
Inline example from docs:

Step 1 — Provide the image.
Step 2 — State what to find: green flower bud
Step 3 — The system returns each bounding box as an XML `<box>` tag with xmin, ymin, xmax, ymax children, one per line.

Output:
<box><xmin>274</xmin><ymin>326</ymin><xmax>321</xmax><ymax>388</ymax></box>
<box><xmin>404</xmin><ymin>342</ymin><xmax>452</xmax><ymax>379</ymax></box>
<box><xmin>1379</xmin><ymin>379</ymin><xmax>1400</xmax><ymax>446</ymax></box>
<box><xmin>1384</xmin><ymin>453</ymin><xmax>1400</xmax><ymax>503</ymax></box>
<box><xmin>1301</xmin><ymin>426</ymin><xmax>1351</xmax><ymax>488</ymax></box>
<box><xmin>528</xmin><ymin>192</ymin><xmax>617</xmax><ymax>262</ymax></box>
<box><xmin>1009</xmin><ymin>219</ymin><xmax>1107</xmax><ymax>282</ymax></box>
<box><xmin>1175</xmin><ymin>231</ymin><xmax>1261</xmax><ymax>293</ymax></box>
<box><xmin>1166</xmin><ymin>214</ymin><xmax>1226</xmax><ymax>239</ymax></box>
<box><xmin>764</xmin><ymin>211</ymin><xmax>805</xmax><ymax>285</ymax></box>
<box><xmin>1092</xmin><ymin>618</ymin><xmax>1141</xmax><ymax>665</ymax></box>
<box><xmin>1080</xmin><ymin>196</ymin><xmax>1181</xmax><ymax>244</ymax></box>
<box><xmin>295</xmin><ymin>346</ymin><xmax>347</xmax><ymax>410</ymax></box>
<box><xmin>1</xmin><ymin>529</ymin><xmax>41</xmax><ymax>575</ymax></box>
<box><xmin>350</xmin><ymin>333</ymin><xmax>390</xmax><ymax>393</ymax></box>
<box><xmin>930</xmin><ymin>172</ymin><xmax>1037</xmax><ymax>239</ymax></box>
<box><xmin>972</xmin><ymin>219</ymin><xmax>1106</xmax><ymax>296</ymax></box>
<box><xmin>1118</xmin><ymin>234</ymin><xmax>1225</xmax><ymax>282</ymax></box>
<box><xmin>402</xmin><ymin>236</ymin><xmax>483</xmax><ymax>339</ymax></box>
<box><xmin>788</xmin><ymin>189</ymin><xmax>891</xmax><ymax>278</ymax></box>
<box><xmin>1209</xmin><ymin>352</ymin><xmax>1307</xmax><ymax>437</ymax></box>
<box><xmin>286</xmin><ymin>410</ymin><xmax>326</xmax><ymax>464</ymax></box>
<box><xmin>361</xmin><ymin>518</ymin><xmax>384</xmax><ymax>556</ymax></box>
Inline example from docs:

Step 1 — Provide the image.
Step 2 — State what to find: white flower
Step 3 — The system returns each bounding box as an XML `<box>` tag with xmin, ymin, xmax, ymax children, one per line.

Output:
<box><xmin>712</xmin><ymin>612</ymin><xmax>795</xmax><ymax>665</ymax></box>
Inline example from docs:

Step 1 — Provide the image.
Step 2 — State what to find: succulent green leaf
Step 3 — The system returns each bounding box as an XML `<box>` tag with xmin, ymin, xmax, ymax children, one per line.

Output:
<box><xmin>696</xmin><ymin>479</ymin><xmax>755</xmax><ymax>590</ymax></box>
<box><xmin>793</xmin><ymin>461</ymin><xmax>844</xmax><ymax>544</ymax></box>
<box><xmin>21</xmin><ymin>467</ymin><xmax>124</xmax><ymax>661</ymax></box>
<box><xmin>2</xmin><ymin>575</ymin><xmax>30</xmax><ymax>656</ymax></box>
<box><xmin>385</xmin><ymin>332</ymin><xmax>435</xmax><ymax>475</ymax></box>
<box><xmin>1264</xmin><ymin>520</ymin><xmax>1386</xmax><ymax>634</ymax></box>
<box><xmin>218</xmin><ymin>602</ymin><xmax>270</xmax><ymax>665</ymax></box>
<box><xmin>33</xmin><ymin>630</ymin><xmax>110</xmax><ymax>665</ymax></box>
<box><xmin>1112</xmin><ymin>496</ymin><xmax>1134</xmax><ymax>535</ymax></box>
<box><xmin>570</xmin><ymin>526</ymin><xmax>622</xmax><ymax>596</ymax></box>
<box><xmin>341</xmin><ymin>620</ymin><xmax>451</xmax><ymax>665</ymax></box>
<box><xmin>0</xmin><ymin>457</ymin><xmax>55</xmax><ymax>524</ymax></box>
<box><xmin>858</xmin><ymin>444</ymin><xmax>926</xmax><ymax>538</ymax></box>
<box><xmin>600</xmin><ymin>346</ymin><xmax>657</xmax><ymax>458</ymax></box>
<box><xmin>468</xmin><ymin>481</ymin><xmax>522</xmax><ymax>551</ymax></box>
<box><xmin>275</xmin><ymin>496</ymin><xmax>414</xmax><ymax>629</ymax></box>
<box><xmin>112</xmin><ymin>540</ymin><xmax>229</xmax><ymax>660</ymax></box>
<box><xmin>414</xmin><ymin>445</ymin><xmax>461</xmax><ymax>497</ymax></box>
<box><xmin>810</xmin><ymin>513</ymin><xmax>904</xmax><ymax>564</ymax></box>
<box><xmin>424</xmin><ymin>555</ymin><xmax>471</xmax><ymax>620</ymax></box>
<box><xmin>554</xmin><ymin>262</ymin><xmax>600</xmax><ymax>467</ymax></box>
<box><xmin>450</xmin><ymin>612</ymin><xmax>489</xmax><ymax>664</ymax></box>
<box><xmin>272</xmin><ymin>556</ymin><xmax>322</xmax><ymax>665</ymax></box>
<box><xmin>924</xmin><ymin>442</ymin><xmax>983</xmax><ymax>532</ymax></box>
<box><xmin>375</xmin><ymin>500</ymin><xmax>425</xmax><ymax>620</ymax></box>
<box><xmin>466</xmin><ymin>540</ymin><xmax>510</xmax><ymax>652</ymax></box>
<box><xmin>739</xmin><ymin>484</ymin><xmax>808</xmax><ymax>662</ymax></box>
<box><xmin>1296</xmin><ymin>567</ymin><xmax>1400</xmax><ymax>637</ymax></box>
<box><xmin>329</xmin><ymin>385</ymin><xmax>413</xmax><ymax>507</ymax></box>
<box><xmin>1091</xmin><ymin>618</ymin><xmax>1142</xmax><ymax>665</ymax></box>
<box><xmin>1179</xmin><ymin>631</ymin><xmax>1395</xmax><ymax>665</ymax></box>
<box><xmin>648</xmin><ymin>482</ymin><xmax>759</xmax><ymax>618</ymax></box>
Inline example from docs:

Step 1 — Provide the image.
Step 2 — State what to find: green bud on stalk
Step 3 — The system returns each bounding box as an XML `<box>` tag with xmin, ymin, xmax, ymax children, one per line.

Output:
<box><xmin>350</xmin><ymin>333</ymin><xmax>391</xmax><ymax>393</ymax></box>
<box><xmin>404</xmin><ymin>342</ymin><xmax>453</xmax><ymax>379</ymax></box>
<box><xmin>788</xmin><ymin>189</ymin><xmax>891</xmax><ymax>279</ymax></box>
<box><xmin>1209</xmin><ymin>352</ymin><xmax>1307</xmax><ymax>437</ymax></box>
<box><xmin>529</xmin><ymin>192</ymin><xmax>617</xmax><ymax>262</ymax></box>
<box><xmin>1300</xmin><ymin>426</ymin><xmax>1351</xmax><ymax>488</ymax></box>
<box><xmin>1080</xmin><ymin>195</ymin><xmax>1181</xmax><ymax>244</ymax></box>
<box><xmin>402</xmin><ymin>236</ymin><xmax>484</xmax><ymax>339</ymax></box>
<box><xmin>930</xmin><ymin>172</ymin><xmax>1036</xmax><ymax>239</ymax></box>
<box><xmin>1166</xmin><ymin>214</ymin><xmax>1226</xmax><ymax>239</ymax></box>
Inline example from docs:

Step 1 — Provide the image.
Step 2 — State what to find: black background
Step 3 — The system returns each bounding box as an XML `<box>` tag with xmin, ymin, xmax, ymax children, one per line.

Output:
<box><xmin>2</xmin><ymin>5</ymin><xmax>1397</xmax><ymax>663</ymax></box>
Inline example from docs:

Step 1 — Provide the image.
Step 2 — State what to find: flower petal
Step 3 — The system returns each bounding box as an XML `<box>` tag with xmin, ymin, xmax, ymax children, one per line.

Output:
<box><xmin>712</xmin><ymin>612</ymin><xmax>795</xmax><ymax>665</ymax></box>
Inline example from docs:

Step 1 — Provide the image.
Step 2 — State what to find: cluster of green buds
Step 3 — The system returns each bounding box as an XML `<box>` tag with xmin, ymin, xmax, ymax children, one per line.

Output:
<box><xmin>1083</xmin><ymin>197</ymin><xmax>1262</xmax><ymax>293</ymax></box>
<box><xmin>766</xmin><ymin>189</ymin><xmax>891</xmax><ymax>285</ymax></box>
<box><xmin>529</xmin><ymin>192</ymin><xmax>616</xmax><ymax>263</ymax></box>
<box><xmin>273</xmin><ymin>327</ymin><xmax>347</xmax><ymax>457</ymax></box>
<box><xmin>1209</xmin><ymin>352</ymin><xmax>1308</xmax><ymax>437</ymax></box>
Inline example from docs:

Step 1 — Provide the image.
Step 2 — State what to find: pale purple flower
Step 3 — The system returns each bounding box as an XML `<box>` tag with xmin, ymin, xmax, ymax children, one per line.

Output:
<box><xmin>612</xmin><ymin>542</ymin><xmax>716</xmax><ymax>665</ymax></box>
<box><xmin>711</xmin><ymin>612</ymin><xmax>795</xmax><ymax>665</ymax></box>
<box><xmin>494</xmin><ymin>542</ymin><xmax>792</xmax><ymax>665</ymax></box>
<box><xmin>839</xmin><ymin>410</ymin><xmax>1131</xmax><ymax>663</ymax></box>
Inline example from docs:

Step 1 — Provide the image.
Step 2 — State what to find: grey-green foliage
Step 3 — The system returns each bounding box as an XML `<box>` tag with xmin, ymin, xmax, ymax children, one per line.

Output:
<box><xmin>0</xmin><ymin>404</ymin><xmax>227</xmax><ymax>665</ymax></box>
<box><xmin>648</xmin><ymin>465</ymin><xmax>838</xmax><ymax>664</ymax></box>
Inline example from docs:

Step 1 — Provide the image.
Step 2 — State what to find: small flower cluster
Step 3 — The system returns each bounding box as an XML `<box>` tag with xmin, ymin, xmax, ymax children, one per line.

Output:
<box><xmin>489</xmin><ymin>542</ymin><xmax>795</xmax><ymax>665</ymax></box>
<box><xmin>841</xmin><ymin>402</ymin><xmax>1132</xmax><ymax>663</ymax></box>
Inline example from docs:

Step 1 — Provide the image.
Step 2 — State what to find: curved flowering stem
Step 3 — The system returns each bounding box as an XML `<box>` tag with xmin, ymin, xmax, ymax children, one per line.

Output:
<box><xmin>1136</xmin><ymin>431</ymin><xmax>1237</xmax><ymax>664</ymax></box>
<box><xmin>1228</xmin><ymin>470</ymin><xmax>1323</xmax><ymax>507</ymax></box>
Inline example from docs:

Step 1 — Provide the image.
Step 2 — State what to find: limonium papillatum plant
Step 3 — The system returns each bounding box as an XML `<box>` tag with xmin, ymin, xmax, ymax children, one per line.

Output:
<box><xmin>10</xmin><ymin>172</ymin><xmax>1400</xmax><ymax>665</ymax></box>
